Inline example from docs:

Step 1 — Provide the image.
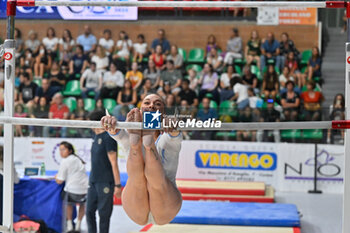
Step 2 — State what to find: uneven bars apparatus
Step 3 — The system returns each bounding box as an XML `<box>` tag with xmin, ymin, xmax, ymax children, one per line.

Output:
<box><xmin>2</xmin><ymin>1</ymin><xmax>350</xmax><ymax>233</ymax></box>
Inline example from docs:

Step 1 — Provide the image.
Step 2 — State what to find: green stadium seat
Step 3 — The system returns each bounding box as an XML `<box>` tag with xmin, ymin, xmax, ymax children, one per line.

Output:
<box><xmin>199</xmin><ymin>100</ymin><xmax>218</xmax><ymax>109</ymax></box>
<box><xmin>251</xmin><ymin>65</ymin><xmax>262</xmax><ymax>80</ymax></box>
<box><xmin>103</xmin><ymin>98</ymin><xmax>117</xmax><ymax>114</ymax></box>
<box><xmin>63</xmin><ymin>97</ymin><xmax>77</xmax><ymax>112</ymax></box>
<box><xmin>234</xmin><ymin>58</ymin><xmax>246</xmax><ymax>66</ymax></box>
<box><xmin>33</xmin><ymin>79</ymin><xmax>42</xmax><ymax>87</ymax></box>
<box><xmin>219</xmin><ymin>100</ymin><xmax>237</xmax><ymax>118</ymax></box>
<box><xmin>62</xmin><ymin>80</ymin><xmax>81</xmax><ymax>97</ymax></box>
<box><xmin>302</xmin><ymin>129</ymin><xmax>323</xmax><ymax>140</ymax></box>
<box><xmin>215</xmin><ymin>131</ymin><xmax>237</xmax><ymax>140</ymax></box>
<box><xmin>187</xmin><ymin>48</ymin><xmax>205</xmax><ymax>63</ymax></box>
<box><xmin>178</xmin><ymin>48</ymin><xmax>187</xmax><ymax>62</ymax></box>
<box><xmin>234</xmin><ymin>65</ymin><xmax>242</xmax><ymax>75</ymax></box>
<box><xmin>84</xmin><ymin>98</ymin><xmax>96</xmax><ymax>112</ymax></box>
<box><xmin>281</xmin><ymin>129</ymin><xmax>302</xmax><ymax>140</ymax></box>
<box><xmin>186</xmin><ymin>64</ymin><xmax>203</xmax><ymax>74</ymax></box>
<box><xmin>300</xmin><ymin>50</ymin><xmax>312</xmax><ymax>66</ymax></box>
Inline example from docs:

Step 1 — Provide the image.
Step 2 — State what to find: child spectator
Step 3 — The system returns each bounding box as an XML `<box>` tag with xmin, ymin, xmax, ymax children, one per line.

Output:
<box><xmin>20</xmin><ymin>49</ymin><xmax>35</xmax><ymax>75</ymax></box>
<box><xmin>80</xmin><ymin>62</ymin><xmax>102</xmax><ymax>100</ymax></box>
<box><xmin>207</xmin><ymin>47</ymin><xmax>223</xmax><ymax>73</ymax></box>
<box><xmin>125</xmin><ymin>61</ymin><xmax>143</xmax><ymax>91</ymax></box>
<box><xmin>284</xmin><ymin>51</ymin><xmax>301</xmax><ymax>87</ymax></box>
<box><xmin>99</xmin><ymin>29</ymin><xmax>114</xmax><ymax>56</ymax></box>
<box><xmin>133</xmin><ymin>34</ymin><xmax>148</xmax><ymax>63</ymax></box>
<box><xmin>55</xmin><ymin>141</ymin><xmax>88</xmax><ymax>232</ymax></box>
<box><xmin>188</xmin><ymin>69</ymin><xmax>199</xmax><ymax>93</ymax></box>
<box><xmin>281</xmin><ymin>81</ymin><xmax>300</xmax><ymax>121</ymax></box>
<box><xmin>245</xmin><ymin>30</ymin><xmax>261</xmax><ymax>68</ymax></box>
<box><xmin>205</xmin><ymin>34</ymin><xmax>218</xmax><ymax>58</ymax></box>
<box><xmin>262</xmin><ymin>64</ymin><xmax>279</xmax><ymax>100</ymax></box>
<box><xmin>258</xmin><ymin>99</ymin><xmax>280</xmax><ymax>142</ymax></box>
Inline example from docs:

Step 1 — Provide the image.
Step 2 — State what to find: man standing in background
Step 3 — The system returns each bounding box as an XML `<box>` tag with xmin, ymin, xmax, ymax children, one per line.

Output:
<box><xmin>86</xmin><ymin>110</ymin><xmax>122</xmax><ymax>233</ymax></box>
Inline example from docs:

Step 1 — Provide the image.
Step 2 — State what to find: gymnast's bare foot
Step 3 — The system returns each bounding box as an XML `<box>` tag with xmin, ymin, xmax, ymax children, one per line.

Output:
<box><xmin>127</xmin><ymin>108</ymin><xmax>142</xmax><ymax>146</ymax></box>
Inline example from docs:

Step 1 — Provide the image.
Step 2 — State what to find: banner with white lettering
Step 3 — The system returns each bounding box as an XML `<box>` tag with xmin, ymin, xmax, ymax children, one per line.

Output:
<box><xmin>0</xmin><ymin>0</ymin><xmax>137</xmax><ymax>20</ymax></box>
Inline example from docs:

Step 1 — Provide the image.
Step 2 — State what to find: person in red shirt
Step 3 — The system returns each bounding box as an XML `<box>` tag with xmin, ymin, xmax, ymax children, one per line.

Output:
<box><xmin>43</xmin><ymin>92</ymin><xmax>69</xmax><ymax>137</ymax></box>
<box><xmin>300</xmin><ymin>80</ymin><xmax>324</xmax><ymax>121</ymax></box>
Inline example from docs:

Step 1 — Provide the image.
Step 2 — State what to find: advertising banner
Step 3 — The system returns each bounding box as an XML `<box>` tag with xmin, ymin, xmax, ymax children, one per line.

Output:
<box><xmin>0</xmin><ymin>0</ymin><xmax>138</xmax><ymax>20</ymax></box>
<box><xmin>257</xmin><ymin>7</ymin><xmax>317</xmax><ymax>25</ymax></box>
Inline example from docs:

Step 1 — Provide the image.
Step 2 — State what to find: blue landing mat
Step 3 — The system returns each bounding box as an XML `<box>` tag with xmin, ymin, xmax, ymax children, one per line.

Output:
<box><xmin>171</xmin><ymin>201</ymin><xmax>300</xmax><ymax>227</ymax></box>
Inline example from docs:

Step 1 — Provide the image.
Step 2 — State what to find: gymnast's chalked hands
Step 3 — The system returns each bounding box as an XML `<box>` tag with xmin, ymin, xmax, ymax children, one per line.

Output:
<box><xmin>101</xmin><ymin>109</ymin><xmax>119</xmax><ymax>135</ymax></box>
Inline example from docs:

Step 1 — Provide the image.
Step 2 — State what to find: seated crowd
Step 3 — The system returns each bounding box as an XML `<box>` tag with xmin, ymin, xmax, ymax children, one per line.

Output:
<box><xmin>0</xmin><ymin>25</ymin><xmax>331</xmax><ymax>142</ymax></box>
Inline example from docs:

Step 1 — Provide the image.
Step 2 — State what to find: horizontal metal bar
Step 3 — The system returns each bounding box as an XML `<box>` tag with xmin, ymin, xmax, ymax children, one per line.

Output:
<box><xmin>0</xmin><ymin>117</ymin><xmax>333</xmax><ymax>131</ymax></box>
<box><xmin>30</xmin><ymin>0</ymin><xmax>327</xmax><ymax>8</ymax></box>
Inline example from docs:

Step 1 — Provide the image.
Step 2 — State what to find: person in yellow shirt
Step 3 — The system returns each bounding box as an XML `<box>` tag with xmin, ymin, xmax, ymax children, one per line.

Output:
<box><xmin>126</xmin><ymin>62</ymin><xmax>143</xmax><ymax>91</ymax></box>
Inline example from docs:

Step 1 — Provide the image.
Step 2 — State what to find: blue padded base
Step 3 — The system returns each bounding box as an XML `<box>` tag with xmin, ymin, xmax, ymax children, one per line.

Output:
<box><xmin>171</xmin><ymin>201</ymin><xmax>300</xmax><ymax>227</ymax></box>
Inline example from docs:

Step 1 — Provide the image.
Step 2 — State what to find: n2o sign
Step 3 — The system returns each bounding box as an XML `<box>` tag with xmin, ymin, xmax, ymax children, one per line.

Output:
<box><xmin>3</xmin><ymin>52</ymin><xmax>12</xmax><ymax>61</ymax></box>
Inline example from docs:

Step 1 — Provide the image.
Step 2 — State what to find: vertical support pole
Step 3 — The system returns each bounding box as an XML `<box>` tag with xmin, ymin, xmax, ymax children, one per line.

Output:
<box><xmin>343</xmin><ymin>1</ymin><xmax>350</xmax><ymax>229</ymax></box>
<box><xmin>3</xmin><ymin>1</ymin><xmax>16</xmax><ymax>233</ymax></box>
<box><xmin>308</xmin><ymin>144</ymin><xmax>322</xmax><ymax>194</ymax></box>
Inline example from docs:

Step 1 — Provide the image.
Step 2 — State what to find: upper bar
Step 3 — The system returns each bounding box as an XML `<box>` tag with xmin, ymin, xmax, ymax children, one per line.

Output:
<box><xmin>0</xmin><ymin>117</ymin><xmax>334</xmax><ymax>130</ymax></box>
<box><xmin>17</xmin><ymin>0</ymin><xmax>328</xmax><ymax>8</ymax></box>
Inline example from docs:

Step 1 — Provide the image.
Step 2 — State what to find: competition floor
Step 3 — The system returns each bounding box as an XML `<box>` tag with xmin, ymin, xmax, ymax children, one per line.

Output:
<box><xmin>80</xmin><ymin>191</ymin><xmax>342</xmax><ymax>233</ymax></box>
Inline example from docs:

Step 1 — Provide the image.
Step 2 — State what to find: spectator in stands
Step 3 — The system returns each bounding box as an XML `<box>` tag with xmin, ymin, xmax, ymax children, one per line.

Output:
<box><xmin>77</xmin><ymin>25</ymin><xmax>97</xmax><ymax>54</ymax></box>
<box><xmin>151</xmin><ymin>29</ymin><xmax>171</xmax><ymax>54</ymax></box>
<box><xmin>133</xmin><ymin>34</ymin><xmax>148</xmax><ymax>63</ymax></box>
<box><xmin>143</xmin><ymin>59</ymin><xmax>160</xmax><ymax>89</ymax></box>
<box><xmin>80</xmin><ymin>62</ymin><xmax>102</xmax><ymax>100</ymax></box>
<box><xmin>44</xmin><ymin>92</ymin><xmax>69</xmax><ymax>137</ymax></box>
<box><xmin>34</xmin><ymin>44</ymin><xmax>52</xmax><ymax>79</ymax></box>
<box><xmin>258</xmin><ymin>99</ymin><xmax>280</xmax><ymax>142</ymax></box>
<box><xmin>205</xmin><ymin>34</ymin><xmax>218</xmax><ymax>58</ymax></box>
<box><xmin>34</xmin><ymin>78</ymin><xmax>60</xmax><ymax>105</ymax></box>
<box><xmin>71</xmin><ymin>98</ymin><xmax>89</xmax><ymax>137</ymax></box>
<box><xmin>14</xmin><ymin>28</ymin><xmax>24</xmax><ymax>60</ymax></box>
<box><xmin>260</xmin><ymin>32</ymin><xmax>281</xmax><ymax>73</ymax></box>
<box><xmin>328</xmin><ymin>93</ymin><xmax>345</xmax><ymax>143</ymax></box>
<box><xmin>248</xmin><ymin>87</ymin><xmax>263</xmax><ymax>110</ymax></box>
<box><xmin>158</xmin><ymin>60</ymin><xmax>182</xmax><ymax>97</ymax></box>
<box><xmin>230</xmin><ymin>77</ymin><xmax>249</xmax><ymax>110</ymax></box>
<box><xmin>262</xmin><ymin>64</ymin><xmax>279</xmax><ymax>100</ymax></box>
<box><xmin>284</xmin><ymin>51</ymin><xmax>301</xmax><ymax>88</ymax></box>
<box><xmin>245</xmin><ymin>30</ymin><xmax>261</xmax><ymax>68</ymax></box>
<box><xmin>207</xmin><ymin>47</ymin><xmax>223</xmax><ymax>73</ymax></box>
<box><xmin>14</xmin><ymin>104</ymin><xmax>27</xmax><ymax>137</ymax></box>
<box><xmin>99</xmin><ymin>29</ymin><xmax>114</xmax><ymax>56</ymax></box>
<box><xmin>100</xmin><ymin>62</ymin><xmax>124</xmax><ymax>100</ymax></box>
<box><xmin>139</xmin><ymin>78</ymin><xmax>156</xmax><ymax>101</ymax></box>
<box><xmin>188</xmin><ymin>69</ymin><xmax>199</xmax><ymax>92</ymax></box>
<box><xmin>179</xmin><ymin>99</ymin><xmax>194</xmax><ymax>140</ymax></box>
<box><xmin>18</xmin><ymin>72</ymin><xmax>37</xmax><ymax>111</ymax></box>
<box><xmin>91</xmin><ymin>45</ymin><xmax>109</xmax><ymax>72</ymax></box>
<box><xmin>29</xmin><ymin>97</ymin><xmax>49</xmax><ymax>137</ymax></box>
<box><xmin>20</xmin><ymin>48</ymin><xmax>35</xmax><ymax>76</ymax></box>
<box><xmin>301</xmin><ymin>46</ymin><xmax>322</xmax><ymax>87</ymax></box>
<box><xmin>165</xmin><ymin>94</ymin><xmax>177</xmax><ymax>115</ymax></box>
<box><xmin>42</xmin><ymin>27</ymin><xmax>59</xmax><ymax>59</ymax></box>
<box><xmin>242</xmin><ymin>65</ymin><xmax>259</xmax><ymax>94</ymax></box>
<box><xmin>149</xmin><ymin>45</ymin><xmax>166</xmax><ymax>71</ymax></box>
<box><xmin>113</xmin><ymin>79</ymin><xmax>137</xmax><ymax>120</ymax></box>
<box><xmin>279</xmin><ymin>32</ymin><xmax>299</xmax><ymax>69</ymax></box>
<box><xmin>167</xmin><ymin>45</ymin><xmax>183</xmax><ymax>70</ymax></box>
<box><xmin>160</xmin><ymin>83</ymin><xmax>172</xmax><ymax>99</ymax></box>
<box><xmin>95</xmin><ymin>98</ymin><xmax>104</xmax><ymax>112</ymax></box>
<box><xmin>25</xmin><ymin>30</ymin><xmax>40</xmax><ymax>55</ymax></box>
<box><xmin>224</xmin><ymin>28</ymin><xmax>243</xmax><ymax>66</ymax></box>
<box><xmin>279</xmin><ymin>66</ymin><xmax>299</xmax><ymax>94</ymax></box>
<box><xmin>125</xmin><ymin>61</ymin><xmax>143</xmax><ymax>91</ymax></box>
<box><xmin>114</xmin><ymin>31</ymin><xmax>133</xmax><ymax>65</ymax></box>
<box><xmin>301</xmin><ymin>80</ymin><xmax>324</xmax><ymax>121</ymax></box>
<box><xmin>281</xmin><ymin>81</ymin><xmax>300</xmax><ymax>121</ymax></box>
<box><xmin>193</xmin><ymin>97</ymin><xmax>218</xmax><ymax>140</ymax></box>
<box><xmin>220</xmin><ymin>65</ymin><xmax>239</xmax><ymax>89</ymax></box>
<box><xmin>237</xmin><ymin>107</ymin><xmax>257</xmax><ymax>142</ymax></box>
<box><xmin>48</xmin><ymin>61</ymin><xmax>66</xmax><ymax>90</ymax></box>
<box><xmin>69</xmin><ymin>45</ymin><xmax>88</xmax><ymax>78</ymax></box>
<box><xmin>59</xmin><ymin>29</ymin><xmax>75</xmax><ymax>54</ymax></box>
<box><xmin>198</xmin><ymin>63</ymin><xmax>219</xmax><ymax>103</ymax></box>
<box><xmin>177</xmin><ymin>79</ymin><xmax>198</xmax><ymax>107</ymax></box>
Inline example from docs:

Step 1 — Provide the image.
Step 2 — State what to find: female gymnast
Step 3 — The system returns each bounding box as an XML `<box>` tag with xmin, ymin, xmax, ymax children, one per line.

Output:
<box><xmin>101</xmin><ymin>93</ymin><xmax>183</xmax><ymax>225</ymax></box>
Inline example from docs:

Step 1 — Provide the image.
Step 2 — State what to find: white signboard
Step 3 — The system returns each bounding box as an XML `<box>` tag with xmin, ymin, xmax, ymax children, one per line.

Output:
<box><xmin>257</xmin><ymin>7</ymin><xmax>279</xmax><ymax>25</ymax></box>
